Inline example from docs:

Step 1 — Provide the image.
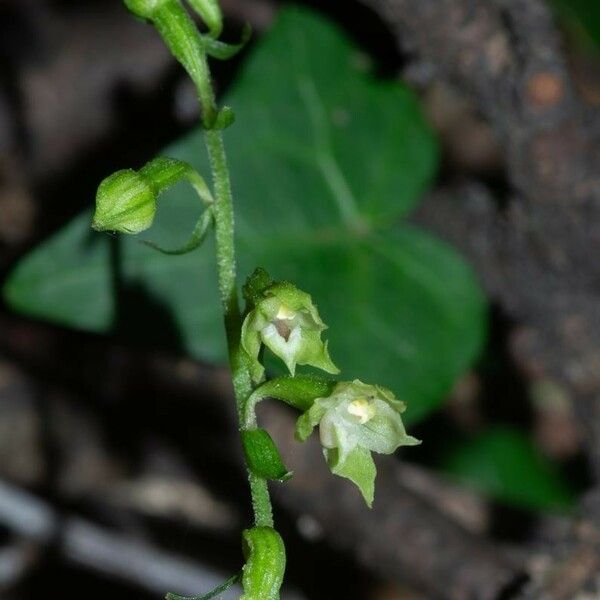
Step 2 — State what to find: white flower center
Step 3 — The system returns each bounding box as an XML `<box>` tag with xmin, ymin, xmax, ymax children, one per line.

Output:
<box><xmin>347</xmin><ymin>398</ymin><xmax>376</xmax><ymax>424</ymax></box>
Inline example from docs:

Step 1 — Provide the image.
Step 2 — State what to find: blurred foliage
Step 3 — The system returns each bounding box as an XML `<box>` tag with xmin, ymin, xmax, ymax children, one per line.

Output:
<box><xmin>441</xmin><ymin>427</ymin><xmax>574</xmax><ymax>511</ymax></box>
<box><xmin>553</xmin><ymin>0</ymin><xmax>600</xmax><ymax>50</ymax></box>
<box><xmin>4</xmin><ymin>5</ymin><xmax>574</xmax><ymax>511</ymax></box>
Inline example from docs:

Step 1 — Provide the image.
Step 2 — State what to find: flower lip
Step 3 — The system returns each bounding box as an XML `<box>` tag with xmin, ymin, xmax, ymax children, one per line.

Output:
<box><xmin>271</xmin><ymin>304</ymin><xmax>297</xmax><ymax>341</ymax></box>
<box><xmin>272</xmin><ymin>319</ymin><xmax>293</xmax><ymax>341</ymax></box>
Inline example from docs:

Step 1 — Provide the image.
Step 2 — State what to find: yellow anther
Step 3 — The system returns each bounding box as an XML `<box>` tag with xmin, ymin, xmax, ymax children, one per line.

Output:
<box><xmin>347</xmin><ymin>398</ymin><xmax>376</xmax><ymax>424</ymax></box>
<box><xmin>276</xmin><ymin>304</ymin><xmax>296</xmax><ymax>320</ymax></box>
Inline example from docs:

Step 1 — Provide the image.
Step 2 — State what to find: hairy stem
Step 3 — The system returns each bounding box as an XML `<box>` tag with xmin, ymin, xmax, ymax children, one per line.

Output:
<box><xmin>202</xmin><ymin>97</ymin><xmax>274</xmax><ymax>530</ymax></box>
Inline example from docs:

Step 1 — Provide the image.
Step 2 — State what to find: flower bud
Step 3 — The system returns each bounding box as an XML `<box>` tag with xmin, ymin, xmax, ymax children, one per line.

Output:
<box><xmin>92</xmin><ymin>157</ymin><xmax>210</xmax><ymax>237</ymax></box>
<box><xmin>241</xmin><ymin>278</ymin><xmax>339</xmax><ymax>383</ymax></box>
<box><xmin>296</xmin><ymin>379</ymin><xmax>420</xmax><ymax>506</ymax></box>
<box><xmin>92</xmin><ymin>169</ymin><xmax>156</xmax><ymax>234</ymax></box>
<box><xmin>123</xmin><ymin>0</ymin><xmax>163</xmax><ymax>19</ymax></box>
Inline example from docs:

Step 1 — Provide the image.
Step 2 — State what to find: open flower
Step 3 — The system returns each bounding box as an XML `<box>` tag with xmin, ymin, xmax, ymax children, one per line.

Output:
<box><xmin>241</xmin><ymin>281</ymin><xmax>339</xmax><ymax>383</ymax></box>
<box><xmin>296</xmin><ymin>379</ymin><xmax>420</xmax><ymax>506</ymax></box>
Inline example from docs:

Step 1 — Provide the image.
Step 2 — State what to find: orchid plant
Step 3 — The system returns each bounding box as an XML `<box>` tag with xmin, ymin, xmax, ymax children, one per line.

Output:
<box><xmin>92</xmin><ymin>1</ymin><xmax>420</xmax><ymax>597</ymax></box>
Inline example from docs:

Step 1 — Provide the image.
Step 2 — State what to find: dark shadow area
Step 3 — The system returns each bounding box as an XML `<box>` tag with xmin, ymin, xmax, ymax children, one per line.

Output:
<box><xmin>0</xmin><ymin>3</ymin><xmax>38</xmax><ymax>160</ymax></box>
<box><xmin>109</xmin><ymin>235</ymin><xmax>186</xmax><ymax>354</ymax></box>
<box><xmin>31</xmin><ymin>68</ymin><xmax>189</xmax><ymax>240</ymax></box>
<box><xmin>478</xmin><ymin>307</ymin><xmax>534</xmax><ymax>428</ymax></box>
<box><xmin>488</xmin><ymin>502</ymin><xmax>539</xmax><ymax>543</ymax></box>
<box><xmin>297</xmin><ymin>0</ymin><xmax>405</xmax><ymax>77</ymax></box>
<box><xmin>273</xmin><ymin>506</ymin><xmax>377</xmax><ymax>600</ymax></box>
<box><xmin>15</xmin><ymin>556</ymin><xmax>156</xmax><ymax>600</ymax></box>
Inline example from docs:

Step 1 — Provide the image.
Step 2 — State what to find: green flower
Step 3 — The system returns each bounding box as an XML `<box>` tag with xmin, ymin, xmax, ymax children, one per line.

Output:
<box><xmin>241</xmin><ymin>281</ymin><xmax>339</xmax><ymax>383</ymax></box>
<box><xmin>296</xmin><ymin>380</ymin><xmax>420</xmax><ymax>506</ymax></box>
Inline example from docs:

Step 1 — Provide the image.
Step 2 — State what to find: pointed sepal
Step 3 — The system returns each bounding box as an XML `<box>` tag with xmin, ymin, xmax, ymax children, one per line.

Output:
<box><xmin>327</xmin><ymin>446</ymin><xmax>376</xmax><ymax>507</ymax></box>
<box><xmin>295</xmin><ymin>379</ymin><xmax>420</xmax><ymax>506</ymax></box>
<box><xmin>201</xmin><ymin>23</ymin><xmax>251</xmax><ymax>60</ymax></box>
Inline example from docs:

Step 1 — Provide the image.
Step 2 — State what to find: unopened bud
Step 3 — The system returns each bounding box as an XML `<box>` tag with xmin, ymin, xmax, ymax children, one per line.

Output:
<box><xmin>92</xmin><ymin>157</ymin><xmax>212</xmax><ymax>236</ymax></box>
<box><xmin>93</xmin><ymin>169</ymin><xmax>156</xmax><ymax>234</ymax></box>
<box><xmin>123</xmin><ymin>0</ymin><xmax>164</xmax><ymax>19</ymax></box>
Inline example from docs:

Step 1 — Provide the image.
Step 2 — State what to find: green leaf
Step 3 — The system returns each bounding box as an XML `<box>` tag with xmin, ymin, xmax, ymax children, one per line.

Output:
<box><xmin>241</xmin><ymin>428</ymin><xmax>292</xmax><ymax>482</ymax></box>
<box><xmin>3</xmin><ymin>6</ymin><xmax>486</xmax><ymax>424</ymax></box>
<box><xmin>328</xmin><ymin>446</ymin><xmax>376</xmax><ymax>507</ymax></box>
<box><xmin>440</xmin><ymin>427</ymin><xmax>575</xmax><ymax>512</ymax></box>
<box><xmin>552</xmin><ymin>0</ymin><xmax>600</xmax><ymax>50</ymax></box>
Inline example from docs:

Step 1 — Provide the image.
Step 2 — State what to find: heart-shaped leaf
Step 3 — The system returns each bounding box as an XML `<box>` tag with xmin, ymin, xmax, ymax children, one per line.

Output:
<box><xmin>3</xmin><ymin>6</ymin><xmax>486</xmax><ymax>424</ymax></box>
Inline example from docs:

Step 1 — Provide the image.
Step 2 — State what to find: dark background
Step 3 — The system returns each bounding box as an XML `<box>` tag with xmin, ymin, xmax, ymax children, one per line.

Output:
<box><xmin>0</xmin><ymin>0</ymin><xmax>599</xmax><ymax>598</ymax></box>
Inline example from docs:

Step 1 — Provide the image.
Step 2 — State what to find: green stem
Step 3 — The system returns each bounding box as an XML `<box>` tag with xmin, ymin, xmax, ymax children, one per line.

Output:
<box><xmin>200</xmin><ymin>78</ymin><xmax>274</xmax><ymax>530</ymax></box>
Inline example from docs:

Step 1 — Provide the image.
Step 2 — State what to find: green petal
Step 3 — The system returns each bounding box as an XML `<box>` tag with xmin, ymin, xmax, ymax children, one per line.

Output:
<box><xmin>260</xmin><ymin>323</ymin><xmax>302</xmax><ymax>375</ymax></box>
<box><xmin>358</xmin><ymin>400</ymin><xmax>420</xmax><ymax>455</ymax></box>
<box><xmin>327</xmin><ymin>446</ymin><xmax>376</xmax><ymax>507</ymax></box>
<box><xmin>187</xmin><ymin>0</ymin><xmax>223</xmax><ymax>38</ymax></box>
<box><xmin>374</xmin><ymin>383</ymin><xmax>407</xmax><ymax>413</ymax></box>
<box><xmin>295</xmin><ymin>400</ymin><xmax>329</xmax><ymax>442</ymax></box>
<box><xmin>295</xmin><ymin>412</ymin><xmax>315</xmax><ymax>442</ymax></box>
<box><xmin>297</xmin><ymin>330</ymin><xmax>339</xmax><ymax>374</ymax></box>
<box><xmin>241</xmin><ymin>312</ymin><xmax>265</xmax><ymax>383</ymax></box>
<box><xmin>257</xmin><ymin>296</ymin><xmax>282</xmax><ymax>321</ymax></box>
